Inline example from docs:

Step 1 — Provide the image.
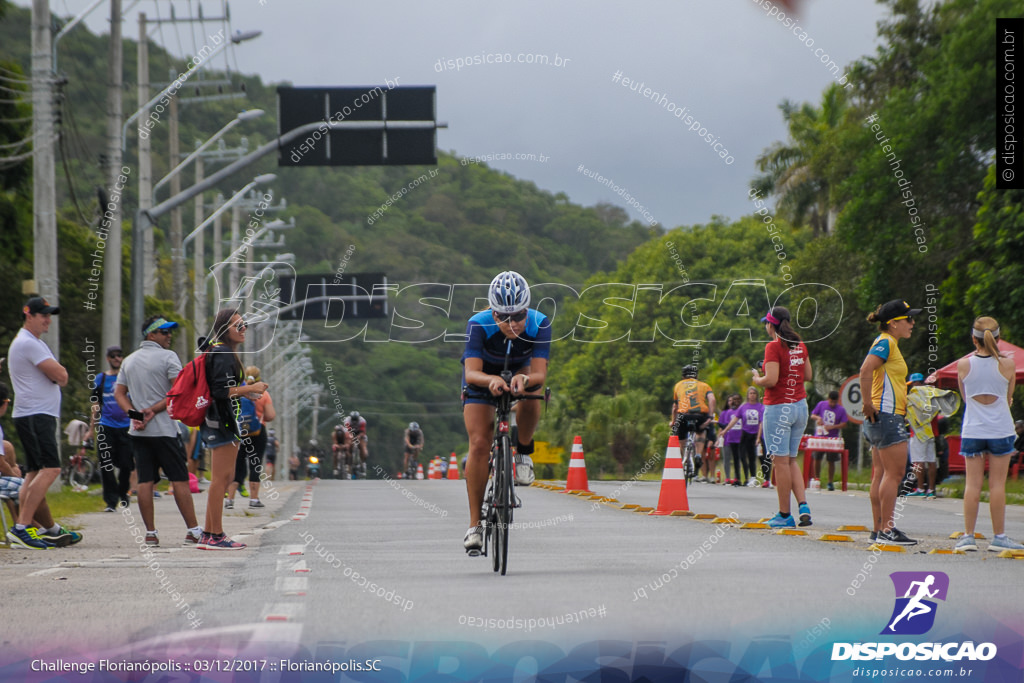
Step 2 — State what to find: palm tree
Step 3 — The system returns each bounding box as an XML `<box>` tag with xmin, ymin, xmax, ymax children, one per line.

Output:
<box><xmin>751</xmin><ymin>84</ymin><xmax>849</xmax><ymax>237</ymax></box>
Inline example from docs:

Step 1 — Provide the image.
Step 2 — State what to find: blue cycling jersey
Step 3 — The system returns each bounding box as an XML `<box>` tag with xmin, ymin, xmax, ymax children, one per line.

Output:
<box><xmin>461</xmin><ymin>309</ymin><xmax>551</xmax><ymax>375</ymax></box>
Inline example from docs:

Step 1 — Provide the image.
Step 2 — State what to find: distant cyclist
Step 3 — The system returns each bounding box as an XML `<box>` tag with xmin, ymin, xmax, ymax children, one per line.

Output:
<box><xmin>403</xmin><ymin>422</ymin><xmax>424</xmax><ymax>476</ymax></box>
<box><xmin>671</xmin><ymin>365</ymin><xmax>717</xmax><ymax>482</ymax></box>
<box><xmin>343</xmin><ymin>411</ymin><xmax>368</xmax><ymax>477</ymax></box>
<box><xmin>331</xmin><ymin>422</ymin><xmax>351</xmax><ymax>477</ymax></box>
<box><xmin>461</xmin><ymin>271</ymin><xmax>550</xmax><ymax>555</ymax></box>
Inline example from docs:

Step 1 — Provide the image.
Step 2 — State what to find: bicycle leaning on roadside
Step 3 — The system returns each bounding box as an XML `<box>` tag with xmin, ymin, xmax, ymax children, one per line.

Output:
<box><xmin>471</xmin><ymin>360</ymin><xmax>549</xmax><ymax>576</ymax></box>
<box><xmin>64</xmin><ymin>440</ymin><xmax>96</xmax><ymax>489</ymax></box>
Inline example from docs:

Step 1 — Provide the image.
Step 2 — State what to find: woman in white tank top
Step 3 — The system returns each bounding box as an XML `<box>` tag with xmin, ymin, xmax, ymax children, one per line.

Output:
<box><xmin>954</xmin><ymin>316</ymin><xmax>1022</xmax><ymax>552</ymax></box>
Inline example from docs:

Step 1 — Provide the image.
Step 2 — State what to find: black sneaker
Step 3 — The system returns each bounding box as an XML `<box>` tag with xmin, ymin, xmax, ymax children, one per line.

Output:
<box><xmin>39</xmin><ymin>526</ymin><xmax>80</xmax><ymax>547</ymax></box>
<box><xmin>869</xmin><ymin>530</ymin><xmax>878</xmax><ymax>542</ymax></box>
<box><xmin>878</xmin><ymin>528</ymin><xmax>918</xmax><ymax>546</ymax></box>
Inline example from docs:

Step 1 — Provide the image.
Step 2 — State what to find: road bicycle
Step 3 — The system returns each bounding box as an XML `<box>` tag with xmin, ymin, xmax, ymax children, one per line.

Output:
<box><xmin>404</xmin><ymin>445</ymin><xmax>423</xmax><ymax>480</ymax></box>
<box><xmin>471</xmin><ymin>358</ymin><xmax>549</xmax><ymax>576</ymax></box>
<box><xmin>674</xmin><ymin>413</ymin><xmax>705</xmax><ymax>486</ymax></box>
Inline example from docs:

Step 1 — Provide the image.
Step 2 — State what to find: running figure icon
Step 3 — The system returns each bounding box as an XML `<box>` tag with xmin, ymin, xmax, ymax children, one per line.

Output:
<box><xmin>888</xmin><ymin>574</ymin><xmax>938</xmax><ymax>632</ymax></box>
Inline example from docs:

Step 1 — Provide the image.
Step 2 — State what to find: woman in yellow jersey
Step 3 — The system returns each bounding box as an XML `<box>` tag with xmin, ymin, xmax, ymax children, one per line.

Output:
<box><xmin>858</xmin><ymin>300</ymin><xmax>921</xmax><ymax>546</ymax></box>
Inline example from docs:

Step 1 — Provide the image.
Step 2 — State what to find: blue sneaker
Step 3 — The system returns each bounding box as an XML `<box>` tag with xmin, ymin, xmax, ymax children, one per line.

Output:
<box><xmin>798</xmin><ymin>503</ymin><xmax>812</xmax><ymax>527</ymax></box>
<box><xmin>988</xmin><ymin>535</ymin><xmax>1024</xmax><ymax>552</ymax></box>
<box><xmin>7</xmin><ymin>526</ymin><xmax>54</xmax><ymax>549</ymax></box>
<box><xmin>954</xmin><ymin>534</ymin><xmax>978</xmax><ymax>552</ymax></box>
<box><xmin>769</xmin><ymin>512</ymin><xmax>796</xmax><ymax>528</ymax></box>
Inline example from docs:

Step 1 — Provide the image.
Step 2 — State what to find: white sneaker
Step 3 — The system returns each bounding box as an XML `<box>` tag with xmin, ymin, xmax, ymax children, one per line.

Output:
<box><xmin>746</xmin><ymin>478</ymin><xmax>758</xmax><ymax>487</ymax></box>
<box><xmin>514</xmin><ymin>454</ymin><xmax>535</xmax><ymax>486</ymax></box>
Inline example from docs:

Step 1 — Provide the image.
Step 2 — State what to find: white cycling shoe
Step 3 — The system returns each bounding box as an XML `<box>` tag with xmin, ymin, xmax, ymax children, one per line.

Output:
<box><xmin>464</xmin><ymin>525</ymin><xmax>483</xmax><ymax>555</ymax></box>
<box><xmin>514</xmin><ymin>454</ymin><xmax>535</xmax><ymax>486</ymax></box>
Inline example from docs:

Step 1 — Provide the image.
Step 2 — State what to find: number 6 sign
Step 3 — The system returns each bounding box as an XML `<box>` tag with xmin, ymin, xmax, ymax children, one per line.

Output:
<box><xmin>840</xmin><ymin>375</ymin><xmax>865</xmax><ymax>425</ymax></box>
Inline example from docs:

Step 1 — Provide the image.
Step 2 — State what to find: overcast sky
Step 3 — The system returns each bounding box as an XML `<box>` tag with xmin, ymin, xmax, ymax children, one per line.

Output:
<box><xmin>35</xmin><ymin>0</ymin><xmax>888</xmax><ymax>230</ymax></box>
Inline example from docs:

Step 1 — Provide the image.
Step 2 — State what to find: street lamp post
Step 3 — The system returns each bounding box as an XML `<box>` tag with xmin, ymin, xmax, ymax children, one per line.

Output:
<box><xmin>174</xmin><ymin>173</ymin><xmax>276</xmax><ymax>345</ymax></box>
<box><xmin>152</xmin><ymin>109</ymin><xmax>266</xmax><ymax>343</ymax></box>
<box><xmin>125</xmin><ymin>28</ymin><xmax>261</xmax><ymax>339</ymax></box>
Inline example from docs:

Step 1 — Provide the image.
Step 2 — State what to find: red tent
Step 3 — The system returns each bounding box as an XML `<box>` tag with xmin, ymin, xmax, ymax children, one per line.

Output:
<box><xmin>926</xmin><ymin>340</ymin><xmax>1024</xmax><ymax>389</ymax></box>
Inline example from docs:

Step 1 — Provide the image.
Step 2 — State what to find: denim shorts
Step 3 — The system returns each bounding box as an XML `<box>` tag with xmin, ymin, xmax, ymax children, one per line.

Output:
<box><xmin>863</xmin><ymin>412</ymin><xmax>908</xmax><ymax>449</ymax></box>
<box><xmin>763</xmin><ymin>399</ymin><xmax>808</xmax><ymax>457</ymax></box>
<box><xmin>200</xmin><ymin>422</ymin><xmax>239</xmax><ymax>449</ymax></box>
<box><xmin>960</xmin><ymin>435</ymin><xmax>1016</xmax><ymax>457</ymax></box>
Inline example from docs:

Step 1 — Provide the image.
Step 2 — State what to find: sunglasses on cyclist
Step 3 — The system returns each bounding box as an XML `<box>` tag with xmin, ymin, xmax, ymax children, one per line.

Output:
<box><xmin>493</xmin><ymin>310</ymin><xmax>527</xmax><ymax>324</ymax></box>
<box><xmin>235</xmin><ymin>321</ymin><xmax>248</xmax><ymax>333</ymax></box>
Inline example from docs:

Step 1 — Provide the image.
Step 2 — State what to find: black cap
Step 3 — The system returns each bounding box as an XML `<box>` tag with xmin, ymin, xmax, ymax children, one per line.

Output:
<box><xmin>877</xmin><ymin>299</ymin><xmax>922</xmax><ymax>324</ymax></box>
<box><xmin>23</xmin><ymin>296</ymin><xmax>60</xmax><ymax>316</ymax></box>
<box><xmin>106</xmin><ymin>345</ymin><xmax>123</xmax><ymax>357</ymax></box>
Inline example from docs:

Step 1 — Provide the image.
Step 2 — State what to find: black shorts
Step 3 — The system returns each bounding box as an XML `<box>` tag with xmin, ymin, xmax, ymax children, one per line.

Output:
<box><xmin>132</xmin><ymin>436</ymin><xmax>189</xmax><ymax>484</ymax></box>
<box><xmin>812</xmin><ymin>451</ymin><xmax>841</xmax><ymax>463</ymax></box>
<box><xmin>672</xmin><ymin>412</ymin><xmax>711</xmax><ymax>441</ymax></box>
<box><xmin>14</xmin><ymin>414</ymin><xmax>61</xmax><ymax>472</ymax></box>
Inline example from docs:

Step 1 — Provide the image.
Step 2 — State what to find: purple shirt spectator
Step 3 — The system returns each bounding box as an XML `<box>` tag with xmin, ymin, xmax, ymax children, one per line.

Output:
<box><xmin>719</xmin><ymin>408</ymin><xmax>744</xmax><ymax>444</ymax></box>
<box><xmin>811</xmin><ymin>400</ymin><xmax>848</xmax><ymax>437</ymax></box>
<box><xmin>738</xmin><ymin>402</ymin><xmax>764</xmax><ymax>434</ymax></box>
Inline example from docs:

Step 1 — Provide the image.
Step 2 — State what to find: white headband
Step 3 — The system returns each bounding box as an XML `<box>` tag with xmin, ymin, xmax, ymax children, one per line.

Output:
<box><xmin>972</xmin><ymin>326</ymin><xmax>999</xmax><ymax>339</ymax></box>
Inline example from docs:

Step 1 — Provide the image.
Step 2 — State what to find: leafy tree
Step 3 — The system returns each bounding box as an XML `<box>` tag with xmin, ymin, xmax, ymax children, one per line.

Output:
<box><xmin>752</xmin><ymin>84</ymin><xmax>850</xmax><ymax>236</ymax></box>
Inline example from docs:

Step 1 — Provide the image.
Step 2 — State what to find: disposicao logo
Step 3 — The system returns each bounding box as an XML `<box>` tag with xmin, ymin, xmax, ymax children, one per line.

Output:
<box><xmin>882</xmin><ymin>571</ymin><xmax>948</xmax><ymax>635</ymax></box>
<box><xmin>832</xmin><ymin>571</ymin><xmax>997</xmax><ymax>662</ymax></box>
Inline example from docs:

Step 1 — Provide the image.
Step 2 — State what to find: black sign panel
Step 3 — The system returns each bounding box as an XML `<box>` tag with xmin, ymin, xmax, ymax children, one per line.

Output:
<box><xmin>277</xmin><ymin>272</ymin><xmax>389</xmax><ymax>321</ymax></box>
<box><xmin>278</xmin><ymin>86</ymin><xmax>436</xmax><ymax>166</ymax></box>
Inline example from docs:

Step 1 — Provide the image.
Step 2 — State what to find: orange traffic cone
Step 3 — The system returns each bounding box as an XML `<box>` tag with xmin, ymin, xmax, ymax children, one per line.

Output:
<box><xmin>416</xmin><ymin>463</ymin><xmax>424</xmax><ymax>480</ymax></box>
<box><xmin>563</xmin><ymin>436</ymin><xmax>593</xmax><ymax>494</ymax></box>
<box><xmin>431</xmin><ymin>457</ymin><xmax>444</xmax><ymax>480</ymax></box>
<box><xmin>447</xmin><ymin>453</ymin><xmax>460</xmax><ymax>480</ymax></box>
<box><xmin>649</xmin><ymin>435</ymin><xmax>690</xmax><ymax>515</ymax></box>
<box><xmin>427</xmin><ymin>459</ymin><xmax>436</xmax><ymax>479</ymax></box>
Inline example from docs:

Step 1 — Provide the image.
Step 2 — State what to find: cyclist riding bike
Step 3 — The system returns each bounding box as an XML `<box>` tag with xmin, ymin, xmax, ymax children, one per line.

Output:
<box><xmin>671</xmin><ymin>364</ymin><xmax>717</xmax><ymax>482</ymax></box>
<box><xmin>403</xmin><ymin>422</ymin><xmax>424</xmax><ymax>477</ymax></box>
<box><xmin>331</xmin><ymin>423</ymin><xmax>351</xmax><ymax>478</ymax></box>
<box><xmin>462</xmin><ymin>271</ymin><xmax>550</xmax><ymax>555</ymax></box>
<box><xmin>342</xmin><ymin>411</ymin><xmax>369</xmax><ymax>477</ymax></box>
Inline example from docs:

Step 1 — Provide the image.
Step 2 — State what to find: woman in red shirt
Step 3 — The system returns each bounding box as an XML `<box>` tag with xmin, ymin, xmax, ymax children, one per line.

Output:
<box><xmin>752</xmin><ymin>306</ymin><xmax>814</xmax><ymax>528</ymax></box>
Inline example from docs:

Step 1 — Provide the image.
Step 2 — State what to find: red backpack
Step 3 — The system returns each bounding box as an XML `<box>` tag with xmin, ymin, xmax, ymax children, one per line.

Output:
<box><xmin>167</xmin><ymin>353</ymin><xmax>212</xmax><ymax>427</ymax></box>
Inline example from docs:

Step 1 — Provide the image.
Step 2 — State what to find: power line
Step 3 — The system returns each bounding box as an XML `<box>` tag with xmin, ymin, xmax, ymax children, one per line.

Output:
<box><xmin>0</xmin><ymin>137</ymin><xmax>33</xmax><ymax>150</ymax></box>
<box><xmin>332</xmin><ymin>397</ymin><xmax>463</xmax><ymax>406</ymax></box>
<box><xmin>0</xmin><ymin>72</ymin><xmax>31</xmax><ymax>85</ymax></box>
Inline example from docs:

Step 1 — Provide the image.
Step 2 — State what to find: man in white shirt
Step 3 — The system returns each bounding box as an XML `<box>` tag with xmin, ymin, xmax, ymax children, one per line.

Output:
<box><xmin>6</xmin><ymin>297</ymin><xmax>81</xmax><ymax>549</ymax></box>
<box><xmin>115</xmin><ymin>316</ymin><xmax>201</xmax><ymax>546</ymax></box>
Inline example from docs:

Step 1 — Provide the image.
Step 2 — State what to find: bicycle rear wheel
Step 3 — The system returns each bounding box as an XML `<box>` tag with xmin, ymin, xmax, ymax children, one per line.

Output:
<box><xmin>683</xmin><ymin>441</ymin><xmax>696</xmax><ymax>486</ymax></box>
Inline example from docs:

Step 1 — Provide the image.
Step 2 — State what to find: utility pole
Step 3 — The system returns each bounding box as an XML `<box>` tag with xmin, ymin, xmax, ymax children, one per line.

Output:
<box><xmin>137</xmin><ymin>12</ymin><xmax>155</xmax><ymax>299</ymax></box>
<box><xmin>192</xmin><ymin>153</ymin><xmax>204</xmax><ymax>345</ymax></box>
<box><xmin>102</xmin><ymin>0</ymin><xmax>123</xmax><ymax>355</ymax></box>
<box><xmin>169</xmin><ymin>93</ymin><xmax>186</xmax><ymax>357</ymax></box>
<box><xmin>31</xmin><ymin>0</ymin><xmax>58</xmax><ymax>358</ymax></box>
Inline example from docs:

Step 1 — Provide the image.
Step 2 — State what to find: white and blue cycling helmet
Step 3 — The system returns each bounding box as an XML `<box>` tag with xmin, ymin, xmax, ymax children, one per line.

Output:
<box><xmin>488</xmin><ymin>271</ymin><xmax>531</xmax><ymax>314</ymax></box>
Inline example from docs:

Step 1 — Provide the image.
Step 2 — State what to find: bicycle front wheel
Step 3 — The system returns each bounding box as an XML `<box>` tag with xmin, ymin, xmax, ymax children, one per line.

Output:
<box><xmin>496</xmin><ymin>434</ymin><xmax>513</xmax><ymax>575</ymax></box>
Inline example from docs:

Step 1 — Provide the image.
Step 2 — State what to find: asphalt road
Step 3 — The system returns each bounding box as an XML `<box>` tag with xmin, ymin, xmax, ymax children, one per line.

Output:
<box><xmin>2</xmin><ymin>476</ymin><xmax>1022</xmax><ymax>680</ymax></box>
